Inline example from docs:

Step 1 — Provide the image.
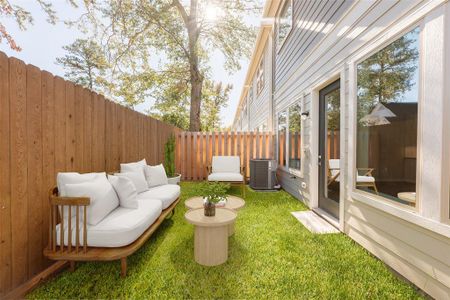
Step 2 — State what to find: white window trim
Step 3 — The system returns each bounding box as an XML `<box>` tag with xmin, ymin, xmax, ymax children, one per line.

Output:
<box><xmin>276</xmin><ymin>0</ymin><xmax>293</xmax><ymax>53</ymax></box>
<box><xmin>443</xmin><ymin>1</ymin><xmax>450</xmax><ymax>225</ymax></box>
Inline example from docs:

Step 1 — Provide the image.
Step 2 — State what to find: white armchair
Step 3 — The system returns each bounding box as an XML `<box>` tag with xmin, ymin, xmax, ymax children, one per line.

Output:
<box><xmin>207</xmin><ymin>156</ymin><xmax>246</xmax><ymax>197</ymax></box>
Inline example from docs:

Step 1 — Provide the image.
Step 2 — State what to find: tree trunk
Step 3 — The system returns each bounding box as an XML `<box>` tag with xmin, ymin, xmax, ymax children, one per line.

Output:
<box><xmin>187</xmin><ymin>0</ymin><xmax>202</xmax><ymax>132</ymax></box>
<box><xmin>189</xmin><ymin>67</ymin><xmax>203</xmax><ymax>131</ymax></box>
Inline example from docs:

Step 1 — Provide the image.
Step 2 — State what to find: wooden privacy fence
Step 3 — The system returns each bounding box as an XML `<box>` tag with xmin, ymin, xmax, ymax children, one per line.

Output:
<box><xmin>176</xmin><ymin>132</ymin><xmax>275</xmax><ymax>180</ymax></box>
<box><xmin>0</xmin><ymin>52</ymin><xmax>179</xmax><ymax>296</ymax></box>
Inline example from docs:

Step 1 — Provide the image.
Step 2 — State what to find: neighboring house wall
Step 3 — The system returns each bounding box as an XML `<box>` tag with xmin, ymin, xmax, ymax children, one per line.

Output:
<box><xmin>249</xmin><ymin>43</ymin><xmax>271</xmax><ymax>131</ymax></box>
<box><xmin>237</xmin><ymin>0</ymin><xmax>450</xmax><ymax>298</ymax></box>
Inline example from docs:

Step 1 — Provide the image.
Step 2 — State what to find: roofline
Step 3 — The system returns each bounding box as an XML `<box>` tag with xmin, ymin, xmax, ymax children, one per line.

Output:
<box><xmin>232</xmin><ymin>0</ymin><xmax>282</xmax><ymax>127</ymax></box>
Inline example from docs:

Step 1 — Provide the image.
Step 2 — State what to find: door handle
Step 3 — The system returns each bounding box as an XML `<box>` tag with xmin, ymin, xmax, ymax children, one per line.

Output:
<box><xmin>318</xmin><ymin>155</ymin><xmax>322</xmax><ymax>166</ymax></box>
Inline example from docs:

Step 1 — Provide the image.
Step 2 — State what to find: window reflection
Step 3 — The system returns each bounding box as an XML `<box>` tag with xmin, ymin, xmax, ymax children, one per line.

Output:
<box><xmin>356</xmin><ymin>27</ymin><xmax>420</xmax><ymax>207</ymax></box>
<box><xmin>278</xmin><ymin>112</ymin><xmax>287</xmax><ymax>167</ymax></box>
<box><xmin>289</xmin><ymin>104</ymin><xmax>301</xmax><ymax>171</ymax></box>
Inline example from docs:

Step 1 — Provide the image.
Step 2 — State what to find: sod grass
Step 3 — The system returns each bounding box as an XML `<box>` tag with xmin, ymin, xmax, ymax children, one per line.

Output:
<box><xmin>28</xmin><ymin>182</ymin><xmax>423</xmax><ymax>299</ymax></box>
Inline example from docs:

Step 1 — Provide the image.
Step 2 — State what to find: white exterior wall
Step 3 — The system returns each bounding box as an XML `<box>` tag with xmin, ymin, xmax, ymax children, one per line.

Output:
<box><xmin>242</xmin><ymin>0</ymin><xmax>450</xmax><ymax>298</ymax></box>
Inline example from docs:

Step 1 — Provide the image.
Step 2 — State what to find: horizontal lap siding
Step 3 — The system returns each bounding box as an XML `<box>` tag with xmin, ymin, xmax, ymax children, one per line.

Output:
<box><xmin>0</xmin><ymin>51</ymin><xmax>180</xmax><ymax>297</ymax></box>
<box><xmin>250</xmin><ymin>43</ymin><xmax>271</xmax><ymax>130</ymax></box>
<box><xmin>271</xmin><ymin>0</ymin><xmax>450</xmax><ymax>298</ymax></box>
<box><xmin>275</xmin><ymin>0</ymin><xmax>351</xmax><ymax>89</ymax></box>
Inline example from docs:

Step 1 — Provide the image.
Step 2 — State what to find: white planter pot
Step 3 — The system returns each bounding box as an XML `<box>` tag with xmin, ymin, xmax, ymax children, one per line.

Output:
<box><xmin>167</xmin><ymin>174</ymin><xmax>181</xmax><ymax>185</ymax></box>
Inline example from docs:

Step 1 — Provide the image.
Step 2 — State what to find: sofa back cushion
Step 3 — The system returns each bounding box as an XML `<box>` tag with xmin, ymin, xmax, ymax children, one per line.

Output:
<box><xmin>120</xmin><ymin>159</ymin><xmax>147</xmax><ymax>174</ymax></box>
<box><xmin>144</xmin><ymin>164</ymin><xmax>168</xmax><ymax>187</ymax></box>
<box><xmin>108</xmin><ymin>175</ymin><xmax>139</xmax><ymax>209</ymax></box>
<box><xmin>115</xmin><ymin>172</ymin><xmax>148</xmax><ymax>193</ymax></box>
<box><xmin>212</xmin><ymin>156</ymin><xmax>240</xmax><ymax>174</ymax></box>
<box><xmin>57</xmin><ymin>172</ymin><xmax>106</xmax><ymax>196</ymax></box>
<box><xmin>65</xmin><ymin>177</ymin><xmax>119</xmax><ymax>225</ymax></box>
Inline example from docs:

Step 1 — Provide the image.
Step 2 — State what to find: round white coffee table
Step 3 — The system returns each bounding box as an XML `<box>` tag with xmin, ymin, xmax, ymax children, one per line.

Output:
<box><xmin>185</xmin><ymin>208</ymin><xmax>237</xmax><ymax>266</ymax></box>
<box><xmin>185</xmin><ymin>195</ymin><xmax>245</xmax><ymax>235</ymax></box>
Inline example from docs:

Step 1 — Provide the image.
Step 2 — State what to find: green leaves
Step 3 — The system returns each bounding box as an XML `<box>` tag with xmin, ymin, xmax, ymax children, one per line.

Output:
<box><xmin>164</xmin><ymin>134</ymin><xmax>176</xmax><ymax>177</ymax></box>
<box><xmin>196</xmin><ymin>181</ymin><xmax>230</xmax><ymax>204</ymax></box>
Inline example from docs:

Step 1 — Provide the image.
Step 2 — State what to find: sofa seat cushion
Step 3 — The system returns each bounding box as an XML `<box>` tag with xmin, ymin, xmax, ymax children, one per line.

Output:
<box><xmin>208</xmin><ymin>172</ymin><xmax>243</xmax><ymax>182</ymax></box>
<box><xmin>137</xmin><ymin>184</ymin><xmax>180</xmax><ymax>209</ymax></box>
<box><xmin>56</xmin><ymin>198</ymin><xmax>162</xmax><ymax>248</ymax></box>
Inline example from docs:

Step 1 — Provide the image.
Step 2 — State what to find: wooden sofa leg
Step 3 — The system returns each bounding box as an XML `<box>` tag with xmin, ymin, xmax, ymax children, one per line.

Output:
<box><xmin>121</xmin><ymin>257</ymin><xmax>127</xmax><ymax>277</ymax></box>
<box><xmin>69</xmin><ymin>261</ymin><xmax>76</xmax><ymax>272</ymax></box>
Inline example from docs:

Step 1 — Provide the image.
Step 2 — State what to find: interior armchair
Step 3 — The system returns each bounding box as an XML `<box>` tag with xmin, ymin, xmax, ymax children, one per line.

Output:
<box><xmin>207</xmin><ymin>156</ymin><xmax>246</xmax><ymax>197</ymax></box>
<box><xmin>327</xmin><ymin>159</ymin><xmax>378</xmax><ymax>194</ymax></box>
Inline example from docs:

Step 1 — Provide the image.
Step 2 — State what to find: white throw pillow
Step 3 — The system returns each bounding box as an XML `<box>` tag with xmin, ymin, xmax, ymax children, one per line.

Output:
<box><xmin>57</xmin><ymin>172</ymin><xmax>106</xmax><ymax>196</ymax></box>
<box><xmin>115</xmin><ymin>172</ymin><xmax>148</xmax><ymax>193</ymax></box>
<box><xmin>120</xmin><ymin>159</ymin><xmax>147</xmax><ymax>174</ymax></box>
<box><xmin>108</xmin><ymin>175</ymin><xmax>138</xmax><ymax>209</ymax></box>
<box><xmin>56</xmin><ymin>172</ymin><xmax>108</xmax><ymax>220</ymax></box>
<box><xmin>65</xmin><ymin>177</ymin><xmax>119</xmax><ymax>226</ymax></box>
<box><xmin>144</xmin><ymin>164</ymin><xmax>169</xmax><ymax>188</ymax></box>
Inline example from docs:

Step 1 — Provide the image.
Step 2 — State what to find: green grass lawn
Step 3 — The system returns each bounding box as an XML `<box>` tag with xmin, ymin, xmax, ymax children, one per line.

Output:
<box><xmin>28</xmin><ymin>182</ymin><xmax>422</xmax><ymax>299</ymax></box>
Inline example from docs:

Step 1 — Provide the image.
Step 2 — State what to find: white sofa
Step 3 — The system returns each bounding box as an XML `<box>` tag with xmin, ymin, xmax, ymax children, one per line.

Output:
<box><xmin>55</xmin><ymin>161</ymin><xmax>180</xmax><ymax>248</ymax></box>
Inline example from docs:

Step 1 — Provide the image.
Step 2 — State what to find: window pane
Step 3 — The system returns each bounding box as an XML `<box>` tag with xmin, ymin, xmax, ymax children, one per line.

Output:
<box><xmin>289</xmin><ymin>103</ymin><xmax>301</xmax><ymax>171</ymax></box>
<box><xmin>278</xmin><ymin>111</ymin><xmax>287</xmax><ymax>167</ymax></box>
<box><xmin>356</xmin><ymin>27</ymin><xmax>420</xmax><ymax>207</ymax></box>
<box><xmin>278</xmin><ymin>1</ymin><xmax>292</xmax><ymax>45</ymax></box>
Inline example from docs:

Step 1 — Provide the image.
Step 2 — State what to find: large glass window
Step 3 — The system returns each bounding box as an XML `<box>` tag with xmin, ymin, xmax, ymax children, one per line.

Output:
<box><xmin>277</xmin><ymin>0</ymin><xmax>292</xmax><ymax>48</ymax></box>
<box><xmin>278</xmin><ymin>111</ymin><xmax>287</xmax><ymax>167</ymax></box>
<box><xmin>356</xmin><ymin>27</ymin><xmax>420</xmax><ymax>207</ymax></box>
<box><xmin>288</xmin><ymin>103</ymin><xmax>302</xmax><ymax>171</ymax></box>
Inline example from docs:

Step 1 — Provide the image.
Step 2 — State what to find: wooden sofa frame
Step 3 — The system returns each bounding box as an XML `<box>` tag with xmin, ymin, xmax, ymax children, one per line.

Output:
<box><xmin>43</xmin><ymin>186</ymin><xmax>180</xmax><ymax>277</ymax></box>
<box><xmin>206</xmin><ymin>165</ymin><xmax>246</xmax><ymax>198</ymax></box>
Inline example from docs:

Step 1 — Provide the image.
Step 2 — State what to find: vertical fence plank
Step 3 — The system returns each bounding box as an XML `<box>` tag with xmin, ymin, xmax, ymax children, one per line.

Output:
<box><xmin>9</xmin><ymin>58</ymin><xmax>28</xmax><ymax>287</ymax></box>
<box><xmin>54</xmin><ymin>77</ymin><xmax>66</xmax><ymax>173</ymax></box>
<box><xmin>41</xmin><ymin>71</ymin><xmax>55</xmax><ymax>269</ymax></box>
<box><xmin>65</xmin><ymin>82</ymin><xmax>75</xmax><ymax>171</ymax></box>
<box><xmin>83</xmin><ymin>89</ymin><xmax>92</xmax><ymax>172</ymax></box>
<box><xmin>74</xmin><ymin>85</ymin><xmax>84</xmax><ymax>172</ymax></box>
<box><xmin>0</xmin><ymin>52</ymin><xmax>11</xmax><ymax>296</ymax></box>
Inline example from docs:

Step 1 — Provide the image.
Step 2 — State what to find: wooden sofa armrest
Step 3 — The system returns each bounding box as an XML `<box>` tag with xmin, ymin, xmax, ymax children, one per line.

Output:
<box><xmin>206</xmin><ymin>165</ymin><xmax>212</xmax><ymax>174</ymax></box>
<box><xmin>50</xmin><ymin>196</ymin><xmax>90</xmax><ymax>206</ymax></box>
<box><xmin>48</xmin><ymin>187</ymin><xmax>90</xmax><ymax>254</ymax></box>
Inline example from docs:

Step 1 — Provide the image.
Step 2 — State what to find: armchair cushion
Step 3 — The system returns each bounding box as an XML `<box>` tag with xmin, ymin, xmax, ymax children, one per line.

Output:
<box><xmin>208</xmin><ymin>172</ymin><xmax>244</xmax><ymax>182</ymax></box>
<box><xmin>212</xmin><ymin>156</ymin><xmax>240</xmax><ymax>174</ymax></box>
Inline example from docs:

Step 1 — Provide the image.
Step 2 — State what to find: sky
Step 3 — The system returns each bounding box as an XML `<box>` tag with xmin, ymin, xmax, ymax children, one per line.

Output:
<box><xmin>0</xmin><ymin>1</ymin><xmax>261</xmax><ymax>127</ymax></box>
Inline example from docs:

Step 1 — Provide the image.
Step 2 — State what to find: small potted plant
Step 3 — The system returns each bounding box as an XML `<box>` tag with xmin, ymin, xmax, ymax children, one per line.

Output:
<box><xmin>164</xmin><ymin>134</ymin><xmax>181</xmax><ymax>184</ymax></box>
<box><xmin>198</xmin><ymin>182</ymin><xmax>230</xmax><ymax>216</ymax></box>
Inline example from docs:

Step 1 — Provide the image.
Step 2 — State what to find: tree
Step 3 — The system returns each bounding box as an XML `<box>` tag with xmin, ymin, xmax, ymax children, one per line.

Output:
<box><xmin>151</xmin><ymin>77</ymin><xmax>230</xmax><ymax>131</ymax></box>
<box><xmin>200</xmin><ymin>81</ymin><xmax>231</xmax><ymax>131</ymax></box>
<box><xmin>56</xmin><ymin>39</ymin><xmax>109</xmax><ymax>90</ymax></box>
<box><xmin>77</xmin><ymin>0</ymin><xmax>261</xmax><ymax>131</ymax></box>
<box><xmin>357</xmin><ymin>28</ymin><xmax>419</xmax><ymax>119</ymax></box>
<box><xmin>0</xmin><ymin>0</ymin><xmax>63</xmax><ymax>51</ymax></box>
